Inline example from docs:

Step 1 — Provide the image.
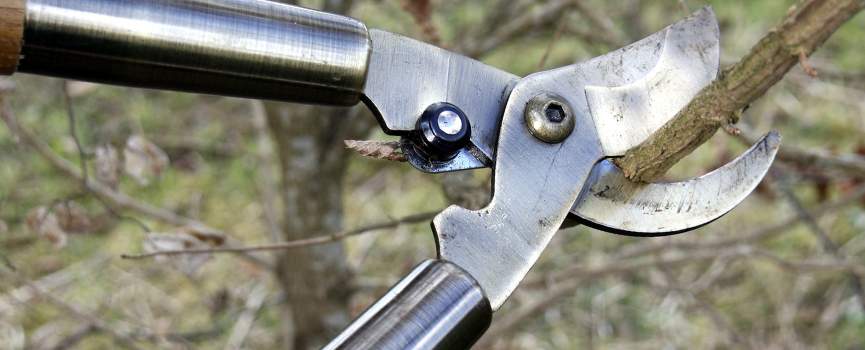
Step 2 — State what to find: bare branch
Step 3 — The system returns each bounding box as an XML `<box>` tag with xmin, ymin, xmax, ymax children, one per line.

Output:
<box><xmin>0</xmin><ymin>95</ymin><xmax>273</xmax><ymax>269</ymax></box>
<box><xmin>571</xmin><ymin>0</ymin><xmax>628</xmax><ymax>48</ymax></box>
<box><xmin>536</xmin><ymin>7</ymin><xmax>573</xmax><ymax>71</ymax></box>
<box><xmin>455</xmin><ymin>0</ymin><xmax>573</xmax><ymax>59</ymax></box>
<box><xmin>0</xmin><ymin>266</ymin><xmax>147</xmax><ymax>350</ymax></box>
<box><xmin>738</xmin><ymin>124</ymin><xmax>865</xmax><ymax>178</ymax></box>
<box><xmin>613</xmin><ymin>0</ymin><xmax>865</xmax><ymax>182</ymax></box>
<box><xmin>46</xmin><ymin>326</ymin><xmax>97</xmax><ymax>350</ymax></box>
<box><xmin>62</xmin><ymin>80</ymin><xmax>88</xmax><ymax>187</ymax></box>
<box><xmin>474</xmin><ymin>278</ymin><xmax>582</xmax><ymax>348</ymax></box>
<box><xmin>223</xmin><ymin>281</ymin><xmax>268</xmax><ymax>350</ymax></box>
<box><xmin>768</xmin><ymin>172</ymin><xmax>865</xmax><ymax>309</ymax></box>
<box><xmin>657</xmin><ymin>264</ymin><xmax>749</xmax><ymax>347</ymax></box>
<box><xmin>401</xmin><ymin>0</ymin><xmax>446</xmax><ymax>48</ymax></box>
<box><xmin>121</xmin><ymin>211</ymin><xmax>439</xmax><ymax>259</ymax></box>
<box><xmin>485</xmin><ymin>244</ymin><xmax>865</xmax><ymax>348</ymax></box>
<box><xmin>676</xmin><ymin>0</ymin><xmax>690</xmax><ymax>16</ymax></box>
<box><xmin>0</xmin><ymin>250</ymin><xmax>14</xmax><ymax>270</ymax></box>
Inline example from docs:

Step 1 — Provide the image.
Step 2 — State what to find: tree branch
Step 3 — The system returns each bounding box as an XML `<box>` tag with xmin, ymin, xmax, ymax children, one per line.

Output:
<box><xmin>0</xmin><ymin>96</ymin><xmax>273</xmax><ymax>269</ymax></box>
<box><xmin>0</xmin><ymin>266</ymin><xmax>146</xmax><ymax>350</ymax></box>
<box><xmin>120</xmin><ymin>211</ymin><xmax>439</xmax><ymax>259</ymax></box>
<box><xmin>613</xmin><ymin>0</ymin><xmax>865</xmax><ymax>182</ymax></box>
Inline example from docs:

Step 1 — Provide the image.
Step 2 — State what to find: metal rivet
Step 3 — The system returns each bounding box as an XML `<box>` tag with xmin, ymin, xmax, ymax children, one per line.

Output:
<box><xmin>524</xmin><ymin>93</ymin><xmax>575</xmax><ymax>143</ymax></box>
<box><xmin>437</xmin><ymin>110</ymin><xmax>463</xmax><ymax>135</ymax></box>
<box><xmin>415</xmin><ymin>102</ymin><xmax>471</xmax><ymax>160</ymax></box>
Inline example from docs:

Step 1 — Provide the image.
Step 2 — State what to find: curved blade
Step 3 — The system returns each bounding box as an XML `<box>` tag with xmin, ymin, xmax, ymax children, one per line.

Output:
<box><xmin>570</xmin><ymin>130</ymin><xmax>780</xmax><ymax>236</ymax></box>
<box><xmin>587</xmin><ymin>6</ymin><xmax>719</xmax><ymax>156</ymax></box>
<box><xmin>434</xmin><ymin>7</ymin><xmax>723</xmax><ymax>310</ymax></box>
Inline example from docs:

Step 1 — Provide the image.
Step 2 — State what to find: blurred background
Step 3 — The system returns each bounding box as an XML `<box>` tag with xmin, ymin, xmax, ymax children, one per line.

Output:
<box><xmin>2</xmin><ymin>0</ymin><xmax>865</xmax><ymax>349</ymax></box>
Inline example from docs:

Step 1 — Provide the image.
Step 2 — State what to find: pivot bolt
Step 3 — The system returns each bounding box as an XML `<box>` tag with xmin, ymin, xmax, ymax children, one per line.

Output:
<box><xmin>415</xmin><ymin>102</ymin><xmax>471</xmax><ymax>160</ymax></box>
<box><xmin>524</xmin><ymin>93</ymin><xmax>575</xmax><ymax>143</ymax></box>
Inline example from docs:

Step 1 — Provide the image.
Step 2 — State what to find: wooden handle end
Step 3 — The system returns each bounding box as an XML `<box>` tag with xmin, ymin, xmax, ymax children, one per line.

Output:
<box><xmin>0</xmin><ymin>0</ymin><xmax>25</xmax><ymax>75</ymax></box>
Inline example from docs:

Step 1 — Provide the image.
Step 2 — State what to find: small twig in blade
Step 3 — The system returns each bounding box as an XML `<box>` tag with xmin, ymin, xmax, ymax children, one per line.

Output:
<box><xmin>345</xmin><ymin>140</ymin><xmax>408</xmax><ymax>162</ymax></box>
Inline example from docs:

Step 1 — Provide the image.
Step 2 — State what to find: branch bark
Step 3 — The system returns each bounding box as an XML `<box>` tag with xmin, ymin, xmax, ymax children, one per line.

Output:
<box><xmin>613</xmin><ymin>0</ymin><xmax>865</xmax><ymax>182</ymax></box>
<box><xmin>120</xmin><ymin>211</ymin><xmax>438</xmax><ymax>259</ymax></box>
<box><xmin>0</xmin><ymin>96</ymin><xmax>273</xmax><ymax>269</ymax></box>
<box><xmin>0</xmin><ymin>266</ymin><xmax>146</xmax><ymax>350</ymax></box>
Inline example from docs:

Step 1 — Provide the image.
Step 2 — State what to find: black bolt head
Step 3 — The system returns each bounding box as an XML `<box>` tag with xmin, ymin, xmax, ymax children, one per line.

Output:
<box><xmin>415</xmin><ymin>102</ymin><xmax>471</xmax><ymax>160</ymax></box>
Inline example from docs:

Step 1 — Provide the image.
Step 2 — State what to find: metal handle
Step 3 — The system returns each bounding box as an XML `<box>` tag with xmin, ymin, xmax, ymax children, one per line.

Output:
<box><xmin>323</xmin><ymin>259</ymin><xmax>492</xmax><ymax>350</ymax></box>
<box><xmin>16</xmin><ymin>0</ymin><xmax>371</xmax><ymax>106</ymax></box>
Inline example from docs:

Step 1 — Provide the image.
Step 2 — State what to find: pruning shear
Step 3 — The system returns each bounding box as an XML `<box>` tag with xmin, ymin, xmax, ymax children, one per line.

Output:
<box><xmin>0</xmin><ymin>0</ymin><xmax>780</xmax><ymax>348</ymax></box>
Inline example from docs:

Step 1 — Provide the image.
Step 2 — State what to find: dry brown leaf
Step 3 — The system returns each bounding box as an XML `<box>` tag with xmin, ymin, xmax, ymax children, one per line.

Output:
<box><xmin>95</xmin><ymin>142</ymin><xmax>122</xmax><ymax>190</ymax></box>
<box><xmin>26</xmin><ymin>207</ymin><xmax>68</xmax><ymax>249</ymax></box>
<box><xmin>143</xmin><ymin>232</ymin><xmax>212</xmax><ymax>275</ymax></box>
<box><xmin>56</xmin><ymin>201</ymin><xmax>91</xmax><ymax>232</ymax></box>
<box><xmin>123</xmin><ymin>134</ymin><xmax>169</xmax><ymax>185</ymax></box>
<box><xmin>176</xmin><ymin>226</ymin><xmax>227</xmax><ymax>247</ymax></box>
<box><xmin>344</xmin><ymin>140</ymin><xmax>408</xmax><ymax>162</ymax></box>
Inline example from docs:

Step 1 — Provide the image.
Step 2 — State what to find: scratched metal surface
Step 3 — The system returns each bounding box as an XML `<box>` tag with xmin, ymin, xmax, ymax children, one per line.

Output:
<box><xmin>20</xmin><ymin>0</ymin><xmax>371</xmax><ymax>105</ymax></box>
<box><xmin>571</xmin><ymin>130</ymin><xmax>780</xmax><ymax>235</ymax></box>
<box><xmin>432</xmin><ymin>8</ymin><xmax>722</xmax><ymax>310</ymax></box>
<box><xmin>587</xmin><ymin>6</ymin><xmax>720</xmax><ymax>156</ymax></box>
<box><xmin>363</xmin><ymin>29</ymin><xmax>520</xmax><ymax>168</ymax></box>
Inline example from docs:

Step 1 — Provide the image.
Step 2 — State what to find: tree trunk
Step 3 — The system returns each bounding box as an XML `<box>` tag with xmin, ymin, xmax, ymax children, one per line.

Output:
<box><xmin>266</xmin><ymin>102</ymin><xmax>374</xmax><ymax>349</ymax></box>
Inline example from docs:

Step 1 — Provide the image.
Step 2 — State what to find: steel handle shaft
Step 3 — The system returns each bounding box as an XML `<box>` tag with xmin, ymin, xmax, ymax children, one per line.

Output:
<box><xmin>324</xmin><ymin>259</ymin><xmax>492</xmax><ymax>350</ymax></box>
<box><xmin>13</xmin><ymin>0</ymin><xmax>371</xmax><ymax>105</ymax></box>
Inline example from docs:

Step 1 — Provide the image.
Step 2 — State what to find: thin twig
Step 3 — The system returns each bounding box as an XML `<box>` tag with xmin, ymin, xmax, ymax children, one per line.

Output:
<box><xmin>224</xmin><ymin>281</ymin><xmax>268</xmax><ymax>350</ymax></box>
<box><xmin>770</xmin><ymin>171</ymin><xmax>865</xmax><ymax>310</ymax></box>
<box><xmin>121</xmin><ymin>211</ymin><xmax>439</xmax><ymax>259</ymax></box>
<box><xmin>129</xmin><ymin>294</ymin><xmax>283</xmax><ymax>343</ymax></box>
<box><xmin>455</xmin><ymin>0</ymin><xmax>574</xmax><ymax>59</ymax></box>
<box><xmin>798</xmin><ymin>51</ymin><xmax>819</xmax><ymax>77</ymax></box>
<box><xmin>536</xmin><ymin>7</ymin><xmax>573</xmax><ymax>72</ymax></box>
<box><xmin>0</xmin><ymin>250</ymin><xmax>15</xmax><ymax>271</ymax></box>
<box><xmin>657</xmin><ymin>264</ymin><xmax>750</xmax><ymax>347</ymax></box>
<box><xmin>676</xmin><ymin>0</ymin><xmax>690</xmax><ymax>16</ymax></box>
<box><xmin>739</xmin><ymin>124</ymin><xmax>865</xmax><ymax>178</ymax></box>
<box><xmin>474</xmin><ymin>278</ymin><xmax>583</xmax><ymax>348</ymax></box>
<box><xmin>47</xmin><ymin>326</ymin><xmax>97</xmax><ymax>350</ymax></box>
<box><xmin>0</xmin><ymin>266</ymin><xmax>147</xmax><ymax>350</ymax></box>
<box><xmin>64</xmin><ymin>86</ymin><xmax>152</xmax><ymax>232</ymax></box>
<box><xmin>571</xmin><ymin>0</ymin><xmax>628</xmax><ymax>48</ymax></box>
<box><xmin>486</xmin><ymin>246</ymin><xmax>863</xmax><ymax>348</ymax></box>
<box><xmin>62</xmin><ymin>81</ymin><xmax>88</xmax><ymax>187</ymax></box>
<box><xmin>0</xmin><ymin>94</ymin><xmax>272</xmax><ymax>269</ymax></box>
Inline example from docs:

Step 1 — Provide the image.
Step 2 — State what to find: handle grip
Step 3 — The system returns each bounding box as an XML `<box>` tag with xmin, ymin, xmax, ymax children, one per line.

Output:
<box><xmin>12</xmin><ymin>0</ymin><xmax>371</xmax><ymax>106</ymax></box>
<box><xmin>324</xmin><ymin>259</ymin><xmax>492</xmax><ymax>350</ymax></box>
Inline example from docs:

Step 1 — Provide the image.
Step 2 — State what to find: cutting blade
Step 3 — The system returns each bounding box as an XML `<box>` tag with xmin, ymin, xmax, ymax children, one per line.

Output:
<box><xmin>571</xmin><ymin>130</ymin><xmax>781</xmax><ymax>235</ymax></box>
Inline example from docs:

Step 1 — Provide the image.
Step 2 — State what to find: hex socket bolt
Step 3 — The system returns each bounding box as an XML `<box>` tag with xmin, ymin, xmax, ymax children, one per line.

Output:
<box><xmin>524</xmin><ymin>93</ymin><xmax>576</xmax><ymax>143</ymax></box>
